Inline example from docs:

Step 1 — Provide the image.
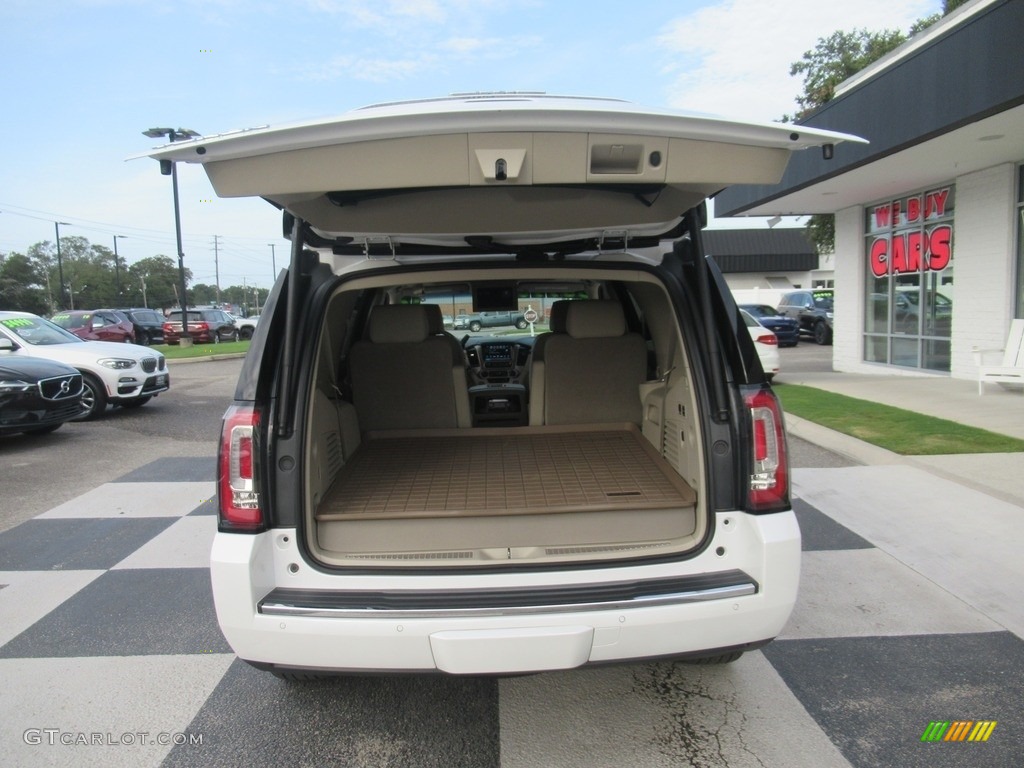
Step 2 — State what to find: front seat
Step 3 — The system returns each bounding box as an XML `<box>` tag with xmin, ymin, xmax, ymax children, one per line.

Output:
<box><xmin>528</xmin><ymin>299</ymin><xmax>570</xmax><ymax>425</ymax></box>
<box><xmin>533</xmin><ymin>300</ymin><xmax>647</xmax><ymax>426</ymax></box>
<box><xmin>349</xmin><ymin>304</ymin><xmax>472</xmax><ymax>431</ymax></box>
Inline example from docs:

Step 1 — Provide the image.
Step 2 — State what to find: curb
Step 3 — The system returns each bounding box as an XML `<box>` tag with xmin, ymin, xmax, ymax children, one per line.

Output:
<box><xmin>784</xmin><ymin>413</ymin><xmax>901</xmax><ymax>467</ymax></box>
<box><xmin>166</xmin><ymin>353</ymin><xmax>248</xmax><ymax>365</ymax></box>
<box><xmin>785</xmin><ymin>412</ymin><xmax>1024</xmax><ymax>508</ymax></box>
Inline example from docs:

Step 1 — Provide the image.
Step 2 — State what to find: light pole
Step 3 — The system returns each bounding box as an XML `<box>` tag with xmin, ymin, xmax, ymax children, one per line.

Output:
<box><xmin>113</xmin><ymin>235</ymin><xmax>127</xmax><ymax>300</ymax></box>
<box><xmin>54</xmin><ymin>221</ymin><xmax>71</xmax><ymax>310</ymax></box>
<box><xmin>143</xmin><ymin>126</ymin><xmax>200</xmax><ymax>340</ymax></box>
<box><xmin>268</xmin><ymin>243</ymin><xmax>277</xmax><ymax>283</ymax></box>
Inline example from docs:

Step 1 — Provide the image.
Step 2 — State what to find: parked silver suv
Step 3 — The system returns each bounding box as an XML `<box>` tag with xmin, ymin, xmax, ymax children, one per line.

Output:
<box><xmin>145</xmin><ymin>94</ymin><xmax>860</xmax><ymax>678</ymax></box>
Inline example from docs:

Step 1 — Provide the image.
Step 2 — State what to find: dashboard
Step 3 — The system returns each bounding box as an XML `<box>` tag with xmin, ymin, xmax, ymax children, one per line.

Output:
<box><xmin>463</xmin><ymin>337</ymin><xmax>534</xmax><ymax>385</ymax></box>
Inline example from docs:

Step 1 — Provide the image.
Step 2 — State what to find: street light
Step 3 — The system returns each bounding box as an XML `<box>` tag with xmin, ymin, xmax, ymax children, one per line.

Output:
<box><xmin>143</xmin><ymin>127</ymin><xmax>200</xmax><ymax>340</ymax></box>
<box><xmin>54</xmin><ymin>221</ymin><xmax>71</xmax><ymax>310</ymax></box>
<box><xmin>113</xmin><ymin>235</ymin><xmax>127</xmax><ymax>298</ymax></box>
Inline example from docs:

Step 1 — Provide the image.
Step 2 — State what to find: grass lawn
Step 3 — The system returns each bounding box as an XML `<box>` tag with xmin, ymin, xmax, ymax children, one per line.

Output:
<box><xmin>153</xmin><ymin>340</ymin><xmax>250</xmax><ymax>360</ymax></box>
<box><xmin>774</xmin><ymin>383</ymin><xmax>1024</xmax><ymax>455</ymax></box>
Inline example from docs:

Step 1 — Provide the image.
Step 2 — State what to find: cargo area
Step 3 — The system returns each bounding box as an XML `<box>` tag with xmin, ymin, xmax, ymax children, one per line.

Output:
<box><xmin>302</xmin><ymin>267</ymin><xmax>708</xmax><ymax>568</ymax></box>
<box><xmin>314</xmin><ymin>424</ymin><xmax>698</xmax><ymax>560</ymax></box>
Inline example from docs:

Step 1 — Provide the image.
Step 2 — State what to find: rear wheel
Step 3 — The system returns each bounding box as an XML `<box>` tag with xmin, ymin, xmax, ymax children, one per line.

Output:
<box><xmin>76</xmin><ymin>374</ymin><xmax>107</xmax><ymax>421</ymax></box>
<box><xmin>813</xmin><ymin>320</ymin><xmax>832</xmax><ymax>345</ymax></box>
<box><xmin>515</xmin><ymin>319</ymin><xmax>528</xmax><ymax>329</ymax></box>
<box><xmin>469</xmin><ymin>321</ymin><xmax>482</xmax><ymax>332</ymax></box>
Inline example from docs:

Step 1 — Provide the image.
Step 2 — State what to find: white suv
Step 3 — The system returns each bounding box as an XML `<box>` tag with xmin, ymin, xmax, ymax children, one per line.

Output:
<box><xmin>0</xmin><ymin>312</ymin><xmax>169</xmax><ymax>420</ymax></box>
<box><xmin>145</xmin><ymin>94</ymin><xmax>859</xmax><ymax>677</ymax></box>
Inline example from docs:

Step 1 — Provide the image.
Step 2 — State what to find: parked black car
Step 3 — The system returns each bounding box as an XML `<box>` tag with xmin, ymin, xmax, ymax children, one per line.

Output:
<box><xmin>0</xmin><ymin>357</ymin><xmax>84</xmax><ymax>436</ymax></box>
<box><xmin>114</xmin><ymin>308</ymin><xmax>166</xmax><ymax>345</ymax></box>
<box><xmin>777</xmin><ymin>289</ymin><xmax>834</xmax><ymax>345</ymax></box>
<box><xmin>738</xmin><ymin>304</ymin><xmax>800</xmax><ymax>347</ymax></box>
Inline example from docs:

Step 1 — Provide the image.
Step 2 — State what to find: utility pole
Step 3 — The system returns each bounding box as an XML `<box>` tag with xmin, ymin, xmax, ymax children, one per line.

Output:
<box><xmin>268</xmin><ymin>243</ymin><xmax>277</xmax><ymax>283</ymax></box>
<box><xmin>113</xmin><ymin>235</ymin><xmax>127</xmax><ymax>298</ymax></box>
<box><xmin>213</xmin><ymin>235</ymin><xmax>221</xmax><ymax>305</ymax></box>
<box><xmin>54</xmin><ymin>221</ymin><xmax>71</xmax><ymax>310</ymax></box>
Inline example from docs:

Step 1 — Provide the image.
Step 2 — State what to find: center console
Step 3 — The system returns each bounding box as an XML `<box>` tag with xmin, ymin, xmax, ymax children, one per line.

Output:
<box><xmin>469</xmin><ymin>383</ymin><xmax>527</xmax><ymax>427</ymax></box>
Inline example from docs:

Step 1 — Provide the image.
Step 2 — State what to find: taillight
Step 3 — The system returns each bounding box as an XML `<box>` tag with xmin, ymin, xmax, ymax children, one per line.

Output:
<box><xmin>743</xmin><ymin>385</ymin><xmax>789</xmax><ymax>512</ymax></box>
<box><xmin>218</xmin><ymin>404</ymin><xmax>264</xmax><ymax>531</ymax></box>
<box><xmin>756</xmin><ymin>333</ymin><xmax>778</xmax><ymax>345</ymax></box>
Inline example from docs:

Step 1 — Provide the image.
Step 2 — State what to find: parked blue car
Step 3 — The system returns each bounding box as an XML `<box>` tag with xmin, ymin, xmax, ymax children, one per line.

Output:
<box><xmin>738</xmin><ymin>304</ymin><xmax>800</xmax><ymax>347</ymax></box>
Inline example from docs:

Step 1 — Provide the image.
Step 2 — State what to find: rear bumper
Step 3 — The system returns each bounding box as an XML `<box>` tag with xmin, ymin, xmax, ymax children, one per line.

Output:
<box><xmin>211</xmin><ymin>511</ymin><xmax>801</xmax><ymax>674</ymax></box>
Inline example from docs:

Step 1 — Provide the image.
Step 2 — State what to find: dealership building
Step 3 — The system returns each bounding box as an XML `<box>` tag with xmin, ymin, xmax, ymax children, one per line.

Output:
<box><xmin>715</xmin><ymin>0</ymin><xmax>1023</xmax><ymax>380</ymax></box>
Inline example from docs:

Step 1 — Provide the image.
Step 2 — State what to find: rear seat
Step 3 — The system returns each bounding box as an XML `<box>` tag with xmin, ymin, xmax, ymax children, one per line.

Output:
<box><xmin>531</xmin><ymin>300</ymin><xmax>647</xmax><ymax>425</ymax></box>
<box><xmin>349</xmin><ymin>304</ymin><xmax>471</xmax><ymax>431</ymax></box>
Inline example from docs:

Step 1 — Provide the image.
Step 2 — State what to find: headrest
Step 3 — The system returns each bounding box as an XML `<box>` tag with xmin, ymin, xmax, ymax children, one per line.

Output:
<box><xmin>422</xmin><ymin>303</ymin><xmax>446</xmax><ymax>335</ymax></box>
<box><xmin>548</xmin><ymin>300</ymin><xmax>571</xmax><ymax>334</ymax></box>
<box><xmin>367</xmin><ymin>304</ymin><xmax>431</xmax><ymax>344</ymax></box>
<box><xmin>565</xmin><ymin>300</ymin><xmax>627</xmax><ymax>339</ymax></box>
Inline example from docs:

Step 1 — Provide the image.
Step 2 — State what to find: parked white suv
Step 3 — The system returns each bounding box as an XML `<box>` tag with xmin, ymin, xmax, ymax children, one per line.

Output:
<box><xmin>145</xmin><ymin>94</ymin><xmax>860</xmax><ymax>677</ymax></box>
<box><xmin>0</xmin><ymin>312</ymin><xmax>169</xmax><ymax>420</ymax></box>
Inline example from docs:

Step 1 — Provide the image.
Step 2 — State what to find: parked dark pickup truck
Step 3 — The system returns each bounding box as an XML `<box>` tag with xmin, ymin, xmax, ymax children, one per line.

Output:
<box><xmin>453</xmin><ymin>311</ymin><xmax>528</xmax><ymax>331</ymax></box>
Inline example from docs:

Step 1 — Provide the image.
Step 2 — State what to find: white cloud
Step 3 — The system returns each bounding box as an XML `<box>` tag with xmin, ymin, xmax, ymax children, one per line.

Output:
<box><xmin>655</xmin><ymin>0</ymin><xmax>940</xmax><ymax>121</ymax></box>
<box><xmin>303</xmin><ymin>0</ymin><xmax>446</xmax><ymax>26</ymax></box>
<box><xmin>301</xmin><ymin>53</ymin><xmax>439</xmax><ymax>83</ymax></box>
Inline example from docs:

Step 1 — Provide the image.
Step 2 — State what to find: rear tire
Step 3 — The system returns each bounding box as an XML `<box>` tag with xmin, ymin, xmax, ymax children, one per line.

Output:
<box><xmin>813</xmin><ymin>320</ymin><xmax>832</xmax><ymax>345</ymax></box>
<box><xmin>515</xmin><ymin>319</ymin><xmax>528</xmax><ymax>330</ymax></box>
<box><xmin>469</xmin><ymin>321</ymin><xmax>482</xmax><ymax>332</ymax></box>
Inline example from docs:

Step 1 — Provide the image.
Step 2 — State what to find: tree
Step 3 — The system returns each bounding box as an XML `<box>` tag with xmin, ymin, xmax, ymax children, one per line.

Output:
<box><xmin>124</xmin><ymin>256</ymin><xmax>193</xmax><ymax>310</ymax></box>
<box><xmin>0</xmin><ymin>252</ymin><xmax>49</xmax><ymax>313</ymax></box>
<box><xmin>787</xmin><ymin>4</ymin><xmax>957</xmax><ymax>253</ymax></box>
<box><xmin>787</xmin><ymin>28</ymin><xmax>910</xmax><ymax>121</ymax></box>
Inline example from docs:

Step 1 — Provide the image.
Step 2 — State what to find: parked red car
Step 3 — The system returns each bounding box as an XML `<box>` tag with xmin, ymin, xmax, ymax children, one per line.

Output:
<box><xmin>50</xmin><ymin>310</ymin><xmax>135</xmax><ymax>343</ymax></box>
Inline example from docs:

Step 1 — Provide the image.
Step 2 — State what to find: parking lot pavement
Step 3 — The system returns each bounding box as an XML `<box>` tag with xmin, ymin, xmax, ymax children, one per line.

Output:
<box><xmin>1</xmin><ymin>457</ymin><xmax>1021</xmax><ymax>766</ymax></box>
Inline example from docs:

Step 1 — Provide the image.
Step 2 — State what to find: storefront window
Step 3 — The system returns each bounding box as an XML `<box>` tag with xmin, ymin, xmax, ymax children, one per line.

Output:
<box><xmin>1016</xmin><ymin>166</ymin><xmax>1024</xmax><ymax>319</ymax></box>
<box><xmin>864</xmin><ymin>185</ymin><xmax>955</xmax><ymax>371</ymax></box>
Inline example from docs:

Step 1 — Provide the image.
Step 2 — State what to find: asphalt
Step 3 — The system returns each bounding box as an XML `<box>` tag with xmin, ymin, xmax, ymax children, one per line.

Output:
<box><xmin>784</xmin><ymin>371</ymin><xmax>1024</xmax><ymax>507</ymax></box>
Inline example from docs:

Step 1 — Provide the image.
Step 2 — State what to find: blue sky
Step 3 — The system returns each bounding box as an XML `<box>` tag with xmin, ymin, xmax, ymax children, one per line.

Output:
<box><xmin>1</xmin><ymin>0</ymin><xmax>940</xmax><ymax>290</ymax></box>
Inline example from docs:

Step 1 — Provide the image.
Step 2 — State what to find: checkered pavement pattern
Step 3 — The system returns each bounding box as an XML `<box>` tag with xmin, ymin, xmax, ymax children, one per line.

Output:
<box><xmin>1</xmin><ymin>459</ymin><xmax>1020</xmax><ymax>767</ymax></box>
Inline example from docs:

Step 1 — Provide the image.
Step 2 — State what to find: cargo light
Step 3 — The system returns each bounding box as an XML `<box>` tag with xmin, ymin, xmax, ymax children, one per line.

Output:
<box><xmin>218</xmin><ymin>404</ymin><xmax>264</xmax><ymax>531</ymax></box>
<box><xmin>743</xmin><ymin>385</ymin><xmax>789</xmax><ymax>512</ymax></box>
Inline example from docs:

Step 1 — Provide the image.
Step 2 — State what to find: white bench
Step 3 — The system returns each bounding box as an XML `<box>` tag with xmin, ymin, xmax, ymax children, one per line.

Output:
<box><xmin>974</xmin><ymin>319</ymin><xmax>1024</xmax><ymax>395</ymax></box>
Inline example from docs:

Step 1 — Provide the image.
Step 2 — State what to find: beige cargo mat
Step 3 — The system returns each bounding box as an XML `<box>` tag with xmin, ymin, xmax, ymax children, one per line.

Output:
<box><xmin>316</xmin><ymin>423</ymin><xmax>696</xmax><ymax>521</ymax></box>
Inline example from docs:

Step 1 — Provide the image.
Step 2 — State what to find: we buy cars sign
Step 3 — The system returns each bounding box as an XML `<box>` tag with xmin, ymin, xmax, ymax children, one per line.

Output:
<box><xmin>868</xmin><ymin>187</ymin><xmax>952</xmax><ymax>278</ymax></box>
